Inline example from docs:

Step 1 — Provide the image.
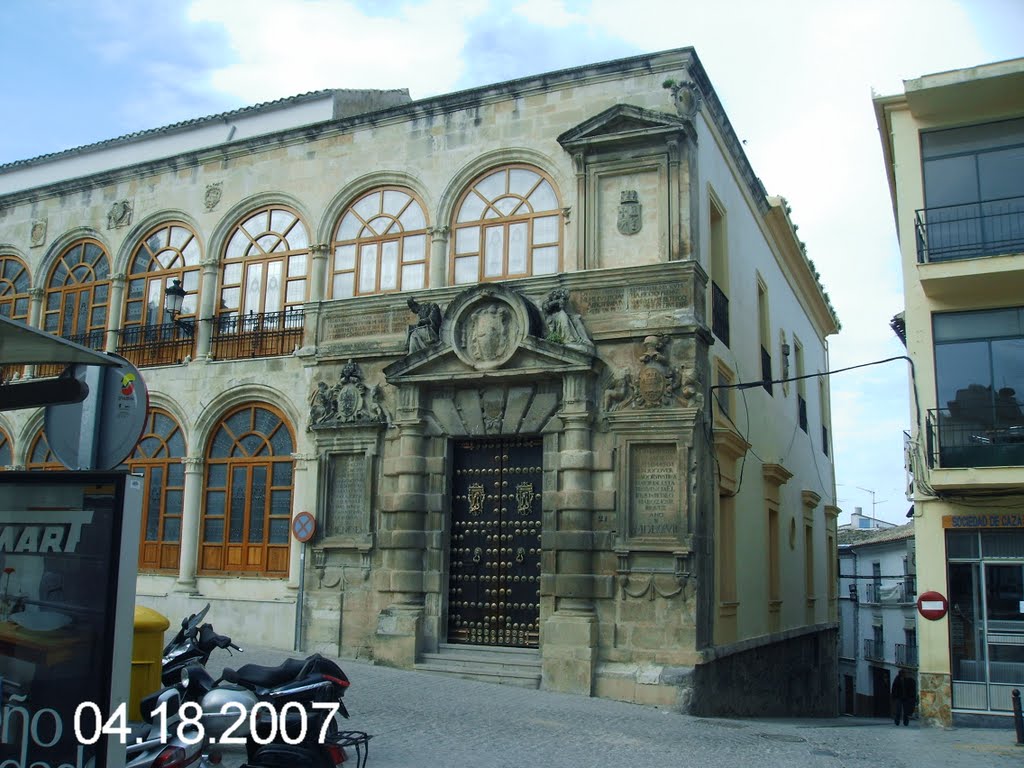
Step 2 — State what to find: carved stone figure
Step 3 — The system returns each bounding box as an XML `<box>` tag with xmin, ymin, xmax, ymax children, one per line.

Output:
<box><xmin>542</xmin><ymin>289</ymin><xmax>593</xmax><ymax>351</ymax></box>
<box><xmin>631</xmin><ymin>335</ymin><xmax>677</xmax><ymax>409</ymax></box>
<box><xmin>308</xmin><ymin>381</ymin><xmax>335</xmax><ymax>428</ymax></box>
<box><xmin>603</xmin><ymin>368</ymin><xmax>633</xmax><ymax>412</ymax></box>
<box><xmin>369</xmin><ymin>384</ymin><xmax>390</xmax><ymax>425</ymax></box>
<box><xmin>406</xmin><ymin>297</ymin><xmax>442</xmax><ymax>353</ymax></box>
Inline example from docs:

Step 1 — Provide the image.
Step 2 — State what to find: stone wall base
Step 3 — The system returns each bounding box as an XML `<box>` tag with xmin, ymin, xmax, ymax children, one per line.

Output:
<box><xmin>919</xmin><ymin>671</ymin><xmax>952</xmax><ymax>727</ymax></box>
<box><xmin>540</xmin><ymin>612</ymin><xmax>597</xmax><ymax>696</ymax></box>
<box><xmin>690</xmin><ymin>627</ymin><xmax>838</xmax><ymax>717</ymax></box>
<box><xmin>373</xmin><ymin>605</ymin><xmax>422</xmax><ymax>668</ymax></box>
<box><xmin>594</xmin><ymin>662</ymin><xmax>693</xmax><ymax>709</ymax></box>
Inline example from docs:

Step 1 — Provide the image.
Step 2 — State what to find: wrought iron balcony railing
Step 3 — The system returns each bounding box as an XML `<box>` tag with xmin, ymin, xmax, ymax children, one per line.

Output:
<box><xmin>863</xmin><ymin>638</ymin><xmax>884</xmax><ymax>662</ymax></box>
<box><xmin>760</xmin><ymin>346</ymin><xmax>772</xmax><ymax>395</ymax></box>
<box><xmin>711</xmin><ymin>281</ymin><xmax>730</xmax><ymax>348</ymax></box>
<box><xmin>35</xmin><ymin>329</ymin><xmax>107</xmax><ymax>378</ymax></box>
<box><xmin>117</xmin><ymin>323</ymin><xmax>195</xmax><ymax>368</ymax></box>
<box><xmin>865</xmin><ymin>581</ymin><xmax>915</xmax><ymax>604</ymax></box>
<box><xmin>895</xmin><ymin>643</ymin><xmax>919</xmax><ymax>667</ymax></box>
<box><xmin>915</xmin><ymin>195</ymin><xmax>1024</xmax><ymax>263</ymax></box>
<box><xmin>211</xmin><ymin>309</ymin><xmax>304</xmax><ymax>362</ymax></box>
<box><xmin>926</xmin><ymin>406</ymin><xmax>1024</xmax><ymax>469</ymax></box>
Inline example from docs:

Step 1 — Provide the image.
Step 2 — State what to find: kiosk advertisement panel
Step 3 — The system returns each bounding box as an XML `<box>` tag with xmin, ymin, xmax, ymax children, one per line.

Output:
<box><xmin>0</xmin><ymin>472</ymin><xmax>141</xmax><ymax>768</ymax></box>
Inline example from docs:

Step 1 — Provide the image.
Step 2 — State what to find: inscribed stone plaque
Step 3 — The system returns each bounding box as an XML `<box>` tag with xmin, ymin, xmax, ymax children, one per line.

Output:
<box><xmin>627</xmin><ymin>284</ymin><xmax>687</xmax><ymax>311</ymax></box>
<box><xmin>629</xmin><ymin>444</ymin><xmax>679</xmax><ymax>539</ymax></box>
<box><xmin>327</xmin><ymin>453</ymin><xmax>367</xmax><ymax>536</ymax></box>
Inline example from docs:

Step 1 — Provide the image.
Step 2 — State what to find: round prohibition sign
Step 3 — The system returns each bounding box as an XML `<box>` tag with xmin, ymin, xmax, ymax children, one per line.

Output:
<box><xmin>292</xmin><ymin>511</ymin><xmax>317</xmax><ymax>543</ymax></box>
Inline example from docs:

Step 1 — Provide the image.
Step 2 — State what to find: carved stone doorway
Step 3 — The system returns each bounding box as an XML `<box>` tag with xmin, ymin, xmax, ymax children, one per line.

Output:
<box><xmin>448</xmin><ymin>437</ymin><xmax>542</xmax><ymax>648</ymax></box>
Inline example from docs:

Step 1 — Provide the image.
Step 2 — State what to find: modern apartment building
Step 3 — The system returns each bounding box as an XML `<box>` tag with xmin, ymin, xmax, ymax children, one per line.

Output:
<box><xmin>875</xmin><ymin>57</ymin><xmax>1024</xmax><ymax>726</ymax></box>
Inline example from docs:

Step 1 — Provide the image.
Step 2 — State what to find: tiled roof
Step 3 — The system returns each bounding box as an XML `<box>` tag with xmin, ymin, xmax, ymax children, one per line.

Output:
<box><xmin>0</xmin><ymin>89</ymin><xmax>339</xmax><ymax>171</ymax></box>
<box><xmin>837</xmin><ymin>521</ymin><xmax>914</xmax><ymax>547</ymax></box>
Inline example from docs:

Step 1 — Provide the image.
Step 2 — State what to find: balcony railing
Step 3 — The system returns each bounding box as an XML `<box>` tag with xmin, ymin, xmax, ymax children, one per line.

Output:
<box><xmin>35</xmin><ymin>329</ymin><xmax>107</xmax><ymax>378</ymax></box>
<box><xmin>865</xmin><ymin>580</ymin><xmax>915</xmax><ymax>604</ymax></box>
<box><xmin>211</xmin><ymin>309</ymin><xmax>304</xmax><ymax>361</ymax></box>
<box><xmin>915</xmin><ymin>195</ymin><xmax>1024</xmax><ymax>263</ymax></box>
<box><xmin>711</xmin><ymin>281</ymin><xmax>730</xmax><ymax>348</ymax></box>
<box><xmin>863</xmin><ymin>638</ymin><xmax>884</xmax><ymax>662</ymax></box>
<box><xmin>117</xmin><ymin>323</ymin><xmax>195</xmax><ymax>368</ymax></box>
<box><xmin>895</xmin><ymin>643</ymin><xmax>919</xmax><ymax>667</ymax></box>
<box><xmin>760</xmin><ymin>346</ymin><xmax>773</xmax><ymax>395</ymax></box>
<box><xmin>926</xmin><ymin>406</ymin><xmax>1024</xmax><ymax>469</ymax></box>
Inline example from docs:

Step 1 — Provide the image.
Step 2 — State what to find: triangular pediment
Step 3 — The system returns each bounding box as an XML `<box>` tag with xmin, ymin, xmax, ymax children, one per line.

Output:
<box><xmin>557</xmin><ymin>104</ymin><xmax>689</xmax><ymax>151</ymax></box>
<box><xmin>384</xmin><ymin>336</ymin><xmax>593</xmax><ymax>384</ymax></box>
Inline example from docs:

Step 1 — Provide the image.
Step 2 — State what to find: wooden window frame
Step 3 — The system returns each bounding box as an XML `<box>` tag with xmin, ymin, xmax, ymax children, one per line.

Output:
<box><xmin>219</xmin><ymin>206</ymin><xmax>310</xmax><ymax>324</ymax></box>
<box><xmin>132</xmin><ymin>409</ymin><xmax>187</xmax><ymax>573</ymax></box>
<box><xmin>26</xmin><ymin>430</ymin><xmax>63</xmax><ymax>471</ymax></box>
<box><xmin>44</xmin><ymin>239</ymin><xmax>111</xmax><ymax>342</ymax></box>
<box><xmin>330</xmin><ymin>187</ymin><xmax>429</xmax><ymax>298</ymax></box>
<box><xmin>199</xmin><ymin>404</ymin><xmax>294</xmax><ymax>577</ymax></box>
<box><xmin>450</xmin><ymin>164</ymin><xmax>563</xmax><ymax>285</ymax></box>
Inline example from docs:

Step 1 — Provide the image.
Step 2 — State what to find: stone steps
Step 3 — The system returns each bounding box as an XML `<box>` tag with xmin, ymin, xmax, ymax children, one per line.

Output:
<box><xmin>414</xmin><ymin>643</ymin><xmax>542</xmax><ymax>688</ymax></box>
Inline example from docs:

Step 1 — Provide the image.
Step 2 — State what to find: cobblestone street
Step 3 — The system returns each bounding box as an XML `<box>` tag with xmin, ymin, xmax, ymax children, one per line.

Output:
<box><xmin>207</xmin><ymin>647</ymin><xmax>1021</xmax><ymax>768</ymax></box>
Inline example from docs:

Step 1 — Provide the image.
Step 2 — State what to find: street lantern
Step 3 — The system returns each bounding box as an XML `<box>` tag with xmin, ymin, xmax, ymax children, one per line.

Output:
<box><xmin>164</xmin><ymin>278</ymin><xmax>193</xmax><ymax>336</ymax></box>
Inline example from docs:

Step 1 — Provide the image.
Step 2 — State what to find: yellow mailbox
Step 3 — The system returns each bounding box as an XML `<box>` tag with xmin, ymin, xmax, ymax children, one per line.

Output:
<box><xmin>130</xmin><ymin>605</ymin><xmax>170</xmax><ymax>720</ymax></box>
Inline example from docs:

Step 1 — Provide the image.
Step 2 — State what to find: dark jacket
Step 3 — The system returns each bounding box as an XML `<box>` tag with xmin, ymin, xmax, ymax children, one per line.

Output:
<box><xmin>891</xmin><ymin>674</ymin><xmax>917</xmax><ymax>701</ymax></box>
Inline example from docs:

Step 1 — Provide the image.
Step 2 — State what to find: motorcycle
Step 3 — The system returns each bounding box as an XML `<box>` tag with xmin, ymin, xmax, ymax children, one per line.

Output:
<box><xmin>125</xmin><ymin>681</ymin><xmax>205</xmax><ymax>768</ymax></box>
<box><xmin>162</xmin><ymin>603</ymin><xmax>242</xmax><ymax>687</ymax></box>
<box><xmin>180</xmin><ymin>654</ymin><xmax>370</xmax><ymax>767</ymax></box>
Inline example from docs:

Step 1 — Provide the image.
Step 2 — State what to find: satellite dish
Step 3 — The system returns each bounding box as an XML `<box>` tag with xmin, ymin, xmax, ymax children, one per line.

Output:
<box><xmin>45</xmin><ymin>354</ymin><xmax>149</xmax><ymax>470</ymax></box>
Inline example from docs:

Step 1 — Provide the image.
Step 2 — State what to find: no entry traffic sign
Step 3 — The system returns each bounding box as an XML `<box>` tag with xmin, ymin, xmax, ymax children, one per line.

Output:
<box><xmin>917</xmin><ymin>590</ymin><xmax>949</xmax><ymax>621</ymax></box>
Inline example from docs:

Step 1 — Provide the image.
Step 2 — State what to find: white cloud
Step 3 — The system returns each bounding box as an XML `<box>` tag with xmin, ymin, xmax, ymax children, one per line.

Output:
<box><xmin>512</xmin><ymin>0</ymin><xmax>585</xmax><ymax>28</ymax></box>
<box><xmin>187</xmin><ymin>0</ymin><xmax>488</xmax><ymax>101</ymax></box>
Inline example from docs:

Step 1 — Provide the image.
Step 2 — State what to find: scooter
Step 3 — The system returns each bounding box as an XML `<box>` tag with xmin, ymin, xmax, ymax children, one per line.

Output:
<box><xmin>162</xmin><ymin>603</ymin><xmax>242</xmax><ymax>687</ymax></box>
<box><xmin>180</xmin><ymin>655</ymin><xmax>370</xmax><ymax>767</ymax></box>
<box><xmin>125</xmin><ymin>680</ymin><xmax>205</xmax><ymax>768</ymax></box>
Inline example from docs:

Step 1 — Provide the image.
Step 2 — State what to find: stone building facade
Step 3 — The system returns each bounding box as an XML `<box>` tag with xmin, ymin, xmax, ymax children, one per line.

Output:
<box><xmin>0</xmin><ymin>48</ymin><xmax>840</xmax><ymax>713</ymax></box>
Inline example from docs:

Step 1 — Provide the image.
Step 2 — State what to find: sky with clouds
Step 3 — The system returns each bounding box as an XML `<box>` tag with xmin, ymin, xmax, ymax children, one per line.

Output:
<box><xmin>3</xmin><ymin>0</ymin><xmax>1023</xmax><ymax>524</ymax></box>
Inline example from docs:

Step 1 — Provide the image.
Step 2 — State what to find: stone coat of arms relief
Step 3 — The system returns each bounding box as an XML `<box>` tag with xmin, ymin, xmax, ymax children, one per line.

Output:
<box><xmin>308</xmin><ymin>359</ymin><xmax>390</xmax><ymax>429</ymax></box>
<box><xmin>602</xmin><ymin>335</ymin><xmax>703</xmax><ymax>412</ymax></box>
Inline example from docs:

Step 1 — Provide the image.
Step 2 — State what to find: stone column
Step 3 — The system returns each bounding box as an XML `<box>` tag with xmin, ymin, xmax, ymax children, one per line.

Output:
<box><xmin>195</xmin><ymin>258</ymin><xmax>219</xmax><ymax>360</ymax></box>
<box><xmin>287</xmin><ymin>453</ymin><xmax>318</xmax><ymax>590</ymax></box>
<box><xmin>374</xmin><ymin>383</ymin><xmax>428</xmax><ymax>666</ymax></box>
<box><xmin>542</xmin><ymin>372</ymin><xmax>597</xmax><ymax>695</ymax></box>
<box><xmin>570</xmin><ymin>152</ymin><xmax>587</xmax><ymax>270</ymax></box>
<box><xmin>175</xmin><ymin>456</ymin><xmax>204</xmax><ymax>592</ymax></box>
<box><xmin>304</xmin><ymin>244</ymin><xmax>329</xmax><ymax>350</ymax></box>
<box><xmin>25</xmin><ymin>288</ymin><xmax>45</xmax><ymax>378</ymax></box>
<box><xmin>428</xmin><ymin>226</ymin><xmax>448</xmax><ymax>289</ymax></box>
<box><xmin>105</xmin><ymin>273</ymin><xmax>127</xmax><ymax>353</ymax></box>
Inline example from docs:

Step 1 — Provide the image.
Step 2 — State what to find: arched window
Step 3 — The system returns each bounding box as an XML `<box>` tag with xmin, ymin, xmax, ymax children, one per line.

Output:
<box><xmin>44</xmin><ymin>239</ymin><xmax>111</xmax><ymax>347</ymax></box>
<box><xmin>26</xmin><ymin>430</ymin><xmax>62</xmax><ymax>471</ymax></box>
<box><xmin>0</xmin><ymin>427</ymin><xmax>11</xmax><ymax>468</ymax></box>
<box><xmin>220</xmin><ymin>206</ymin><xmax>309</xmax><ymax>319</ymax></box>
<box><xmin>120</xmin><ymin>223</ymin><xmax>202</xmax><ymax>366</ymax></box>
<box><xmin>130</xmin><ymin>409</ymin><xmax>187</xmax><ymax>572</ymax></box>
<box><xmin>0</xmin><ymin>255</ymin><xmax>31</xmax><ymax>381</ymax></box>
<box><xmin>0</xmin><ymin>255</ymin><xmax>31</xmax><ymax>321</ymax></box>
<box><xmin>330</xmin><ymin>188</ymin><xmax>428</xmax><ymax>297</ymax></box>
<box><xmin>451</xmin><ymin>165</ymin><xmax>562</xmax><ymax>284</ymax></box>
<box><xmin>200</xmin><ymin>404</ymin><xmax>294</xmax><ymax>576</ymax></box>
<box><xmin>125</xmin><ymin>223</ymin><xmax>202</xmax><ymax>327</ymax></box>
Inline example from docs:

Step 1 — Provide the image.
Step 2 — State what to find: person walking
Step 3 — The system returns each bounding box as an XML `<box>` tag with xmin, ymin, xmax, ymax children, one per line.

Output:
<box><xmin>891</xmin><ymin>668</ymin><xmax>917</xmax><ymax>726</ymax></box>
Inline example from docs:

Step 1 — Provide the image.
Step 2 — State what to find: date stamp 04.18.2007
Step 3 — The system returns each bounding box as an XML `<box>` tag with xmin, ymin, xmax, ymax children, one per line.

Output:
<box><xmin>74</xmin><ymin>700</ymin><xmax>343</xmax><ymax>746</ymax></box>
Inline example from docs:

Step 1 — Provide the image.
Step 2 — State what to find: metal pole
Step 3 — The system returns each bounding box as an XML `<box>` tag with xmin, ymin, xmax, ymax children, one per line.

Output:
<box><xmin>294</xmin><ymin>542</ymin><xmax>306</xmax><ymax>652</ymax></box>
<box><xmin>1012</xmin><ymin>689</ymin><xmax>1024</xmax><ymax>745</ymax></box>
